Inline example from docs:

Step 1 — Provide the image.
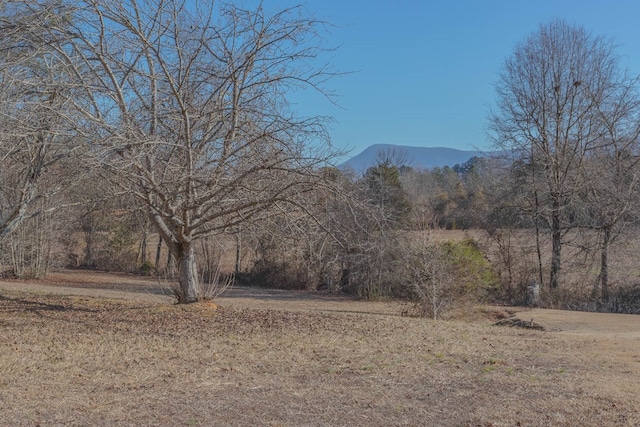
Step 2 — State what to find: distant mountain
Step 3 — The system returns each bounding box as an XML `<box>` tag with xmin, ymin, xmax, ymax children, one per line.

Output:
<box><xmin>339</xmin><ymin>144</ymin><xmax>491</xmax><ymax>172</ymax></box>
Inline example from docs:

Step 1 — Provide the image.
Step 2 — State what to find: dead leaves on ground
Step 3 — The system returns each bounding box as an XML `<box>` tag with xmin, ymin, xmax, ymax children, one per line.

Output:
<box><xmin>0</xmin><ymin>290</ymin><xmax>368</xmax><ymax>339</ymax></box>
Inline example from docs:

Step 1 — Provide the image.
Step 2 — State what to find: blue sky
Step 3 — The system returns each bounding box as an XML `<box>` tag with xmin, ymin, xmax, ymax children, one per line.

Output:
<box><xmin>276</xmin><ymin>0</ymin><xmax>640</xmax><ymax>162</ymax></box>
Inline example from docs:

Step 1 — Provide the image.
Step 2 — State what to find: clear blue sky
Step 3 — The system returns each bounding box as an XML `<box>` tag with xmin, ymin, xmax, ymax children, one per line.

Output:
<box><xmin>273</xmin><ymin>0</ymin><xmax>640</xmax><ymax>162</ymax></box>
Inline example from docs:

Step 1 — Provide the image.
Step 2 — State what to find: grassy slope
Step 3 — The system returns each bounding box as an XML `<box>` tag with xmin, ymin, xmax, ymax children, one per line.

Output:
<box><xmin>1</xmin><ymin>290</ymin><xmax>638</xmax><ymax>427</ymax></box>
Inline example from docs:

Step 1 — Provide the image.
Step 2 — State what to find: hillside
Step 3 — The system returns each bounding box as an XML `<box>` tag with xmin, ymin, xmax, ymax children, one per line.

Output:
<box><xmin>339</xmin><ymin>143</ymin><xmax>490</xmax><ymax>172</ymax></box>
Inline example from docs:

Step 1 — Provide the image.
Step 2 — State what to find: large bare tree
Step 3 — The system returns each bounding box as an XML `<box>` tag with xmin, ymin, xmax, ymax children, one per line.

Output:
<box><xmin>0</xmin><ymin>2</ymin><xmax>80</xmax><ymax>238</ymax></box>
<box><xmin>41</xmin><ymin>0</ymin><xmax>336</xmax><ymax>302</ymax></box>
<box><xmin>490</xmin><ymin>20</ymin><xmax>636</xmax><ymax>290</ymax></box>
<box><xmin>578</xmin><ymin>79</ymin><xmax>640</xmax><ymax>299</ymax></box>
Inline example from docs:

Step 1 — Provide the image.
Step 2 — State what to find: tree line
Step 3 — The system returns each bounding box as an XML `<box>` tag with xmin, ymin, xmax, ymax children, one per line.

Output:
<box><xmin>1</xmin><ymin>3</ymin><xmax>639</xmax><ymax>313</ymax></box>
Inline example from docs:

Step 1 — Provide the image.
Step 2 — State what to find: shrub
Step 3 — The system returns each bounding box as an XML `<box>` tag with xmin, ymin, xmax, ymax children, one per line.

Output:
<box><xmin>139</xmin><ymin>261</ymin><xmax>155</xmax><ymax>276</ymax></box>
<box><xmin>405</xmin><ymin>237</ymin><xmax>497</xmax><ymax>319</ymax></box>
<box><xmin>441</xmin><ymin>238</ymin><xmax>498</xmax><ymax>293</ymax></box>
<box><xmin>485</xmin><ymin>228</ymin><xmax>540</xmax><ymax>305</ymax></box>
<box><xmin>238</xmin><ymin>259</ymin><xmax>309</xmax><ymax>290</ymax></box>
<box><xmin>604</xmin><ymin>283</ymin><xmax>640</xmax><ymax>313</ymax></box>
<box><xmin>539</xmin><ymin>280</ymin><xmax>640</xmax><ymax>314</ymax></box>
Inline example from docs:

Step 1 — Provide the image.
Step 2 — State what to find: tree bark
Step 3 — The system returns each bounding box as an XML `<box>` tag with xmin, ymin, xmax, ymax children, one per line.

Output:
<box><xmin>235</xmin><ymin>231</ymin><xmax>242</xmax><ymax>273</ymax></box>
<box><xmin>600</xmin><ymin>226</ymin><xmax>611</xmax><ymax>300</ymax></box>
<box><xmin>177</xmin><ymin>243</ymin><xmax>199</xmax><ymax>303</ymax></box>
<box><xmin>82</xmin><ymin>213</ymin><xmax>95</xmax><ymax>268</ymax></box>
<box><xmin>155</xmin><ymin>235</ymin><xmax>162</xmax><ymax>271</ymax></box>
<box><xmin>534</xmin><ymin>188</ymin><xmax>545</xmax><ymax>286</ymax></box>
<box><xmin>550</xmin><ymin>198</ymin><xmax>561</xmax><ymax>289</ymax></box>
<box><xmin>139</xmin><ymin>229</ymin><xmax>147</xmax><ymax>265</ymax></box>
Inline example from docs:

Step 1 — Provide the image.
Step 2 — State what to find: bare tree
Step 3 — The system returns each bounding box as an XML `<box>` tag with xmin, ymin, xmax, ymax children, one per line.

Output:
<box><xmin>0</xmin><ymin>2</ymin><xmax>80</xmax><ymax>238</ymax></box>
<box><xmin>490</xmin><ymin>20</ymin><xmax>633</xmax><ymax>290</ymax></box>
<box><xmin>405</xmin><ymin>238</ymin><xmax>456</xmax><ymax>320</ymax></box>
<box><xmin>40</xmin><ymin>0</ymin><xmax>336</xmax><ymax>302</ymax></box>
<box><xmin>578</xmin><ymin>79</ymin><xmax>640</xmax><ymax>299</ymax></box>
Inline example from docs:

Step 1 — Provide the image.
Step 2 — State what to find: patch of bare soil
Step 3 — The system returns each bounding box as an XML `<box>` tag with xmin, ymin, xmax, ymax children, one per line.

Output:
<box><xmin>0</xmin><ymin>270</ymin><xmax>639</xmax><ymax>426</ymax></box>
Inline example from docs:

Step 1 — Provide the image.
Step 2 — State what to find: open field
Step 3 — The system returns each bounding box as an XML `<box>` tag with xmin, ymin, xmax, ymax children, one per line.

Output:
<box><xmin>1</xmin><ymin>271</ymin><xmax>639</xmax><ymax>426</ymax></box>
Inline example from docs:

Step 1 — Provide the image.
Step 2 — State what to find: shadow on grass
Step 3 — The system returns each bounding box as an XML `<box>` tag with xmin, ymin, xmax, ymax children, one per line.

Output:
<box><xmin>219</xmin><ymin>285</ymin><xmax>357</xmax><ymax>302</ymax></box>
<box><xmin>0</xmin><ymin>293</ymin><xmax>97</xmax><ymax>314</ymax></box>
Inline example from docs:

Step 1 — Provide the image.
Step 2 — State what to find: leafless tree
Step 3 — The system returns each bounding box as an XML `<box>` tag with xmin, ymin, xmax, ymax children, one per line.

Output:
<box><xmin>317</xmin><ymin>170</ymin><xmax>406</xmax><ymax>298</ymax></box>
<box><xmin>405</xmin><ymin>238</ymin><xmax>456</xmax><ymax>320</ymax></box>
<box><xmin>577</xmin><ymin>79</ymin><xmax>640</xmax><ymax>299</ymax></box>
<box><xmin>490</xmin><ymin>20</ymin><xmax>635</xmax><ymax>290</ymax></box>
<box><xmin>238</xmin><ymin>165</ymin><xmax>406</xmax><ymax>297</ymax></box>
<box><xmin>39</xmin><ymin>0</ymin><xmax>337</xmax><ymax>302</ymax></box>
<box><xmin>0</xmin><ymin>2</ymin><xmax>80</xmax><ymax>239</ymax></box>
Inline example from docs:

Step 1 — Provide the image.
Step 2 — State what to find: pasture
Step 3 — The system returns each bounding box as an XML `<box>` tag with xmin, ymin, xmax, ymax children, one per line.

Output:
<box><xmin>0</xmin><ymin>271</ymin><xmax>639</xmax><ymax>426</ymax></box>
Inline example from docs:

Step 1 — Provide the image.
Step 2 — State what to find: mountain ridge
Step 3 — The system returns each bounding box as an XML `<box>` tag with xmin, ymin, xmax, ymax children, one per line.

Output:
<box><xmin>339</xmin><ymin>143</ymin><xmax>491</xmax><ymax>172</ymax></box>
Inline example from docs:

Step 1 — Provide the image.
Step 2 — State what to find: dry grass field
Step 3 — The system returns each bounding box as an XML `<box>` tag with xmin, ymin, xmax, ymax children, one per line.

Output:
<box><xmin>1</xmin><ymin>271</ymin><xmax>639</xmax><ymax>426</ymax></box>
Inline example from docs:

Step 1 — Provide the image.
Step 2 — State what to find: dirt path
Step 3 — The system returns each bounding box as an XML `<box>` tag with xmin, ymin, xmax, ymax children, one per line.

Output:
<box><xmin>1</xmin><ymin>270</ymin><xmax>639</xmax><ymax>341</ymax></box>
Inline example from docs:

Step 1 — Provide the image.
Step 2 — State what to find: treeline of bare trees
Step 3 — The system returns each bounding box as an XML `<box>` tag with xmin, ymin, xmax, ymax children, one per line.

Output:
<box><xmin>490</xmin><ymin>19</ymin><xmax>640</xmax><ymax>311</ymax></box>
<box><xmin>2</xmin><ymin>4</ymin><xmax>640</xmax><ymax>313</ymax></box>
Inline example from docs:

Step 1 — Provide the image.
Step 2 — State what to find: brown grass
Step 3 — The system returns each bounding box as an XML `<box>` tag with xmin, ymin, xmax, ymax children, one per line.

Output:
<box><xmin>1</xmin><ymin>281</ymin><xmax>639</xmax><ymax>426</ymax></box>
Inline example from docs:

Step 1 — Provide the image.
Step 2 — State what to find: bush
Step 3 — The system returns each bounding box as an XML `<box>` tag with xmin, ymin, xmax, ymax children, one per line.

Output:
<box><xmin>339</xmin><ymin>237</ymin><xmax>408</xmax><ymax>299</ymax></box>
<box><xmin>485</xmin><ymin>228</ymin><xmax>540</xmax><ymax>305</ymax></box>
<box><xmin>139</xmin><ymin>261</ymin><xmax>155</xmax><ymax>276</ymax></box>
<box><xmin>404</xmin><ymin>237</ymin><xmax>497</xmax><ymax>319</ymax></box>
<box><xmin>539</xmin><ymin>280</ymin><xmax>640</xmax><ymax>314</ymax></box>
<box><xmin>91</xmin><ymin>224</ymin><xmax>138</xmax><ymax>272</ymax></box>
<box><xmin>441</xmin><ymin>238</ymin><xmax>498</xmax><ymax>293</ymax></box>
<box><xmin>238</xmin><ymin>259</ymin><xmax>309</xmax><ymax>290</ymax></box>
<box><xmin>604</xmin><ymin>284</ymin><xmax>640</xmax><ymax>313</ymax></box>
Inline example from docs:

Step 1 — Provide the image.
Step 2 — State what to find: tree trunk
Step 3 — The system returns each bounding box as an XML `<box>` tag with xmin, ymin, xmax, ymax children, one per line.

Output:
<box><xmin>533</xmin><ymin>187</ymin><xmax>545</xmax><ymax>286</ymax></box>
<box><xmin>550</xmin><ymin>199</ymin><xmax>561</xmax><ymax>289</ymax></box>
<box><xmin>84</xmin><ymin>231</ymin><xmax>94</xmax><ymax>267</ymax></box>
<box><xmin>155</xmin><ymin>235</ymin><xmax>162</xmax><ymax>271</ymax></box>
<box><xmin>177</xmin><ymin>243</ymin><xmax>200</xmax><ymax>303</ymax></box>
<box><xmin>82</xmin><ymin>213</ymin><xmax>95</xmax><ymax>268</ymax></box>
<box><xmin>139</xmin><ymin>229</ymin><xmax>147</xmax><ymax>265</ymax></box>
<box><xmin>340</xmin><ymin>267</ymin><xmax>351</xmax><ymax>291</ymax></box>
<box><xmin>166</xmin><ymin>249</ymin><xmax>173</xmax><ymax>274</ymax></box>
<box><xmin>600</xmin><ymin>226</ymin><xmax>611</xmax><ymax>300</ymax></box>
<box><xmin>235</xmin><ymin>231</ymin><xmax>242</xmax><ymax>273</ymax></box>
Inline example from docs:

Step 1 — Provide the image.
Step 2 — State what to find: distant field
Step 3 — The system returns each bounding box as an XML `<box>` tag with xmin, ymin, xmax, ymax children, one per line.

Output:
<box><xmin>424</xmin><ymin>228</ymin><xmax>640</xmax><ymax>299</ymax></box>
<box><xmin>0</xmin><ymin>273</ymin><xmax>639</xmax><ymax>426</ymax></box>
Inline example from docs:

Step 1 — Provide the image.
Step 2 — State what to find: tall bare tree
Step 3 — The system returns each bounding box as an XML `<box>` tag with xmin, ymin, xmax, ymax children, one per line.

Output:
<box><xmin>578</xmin><ymin>78</ymin><xmax>640</xmax><ymax>299</ymax></box>
<box><xmin>0</xmin><ymin>1</ymin><xmax>79</xmax><ymax>238</ymax></box>
<box><xmin>40</xmin><ymin>0</ymin><xmax>336</xmax><ymax>302</ymax></box>
<box><xmin>490</xmin><ymin>20</ymin><xmax>634</xmax><ymax>290</ymax></box>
